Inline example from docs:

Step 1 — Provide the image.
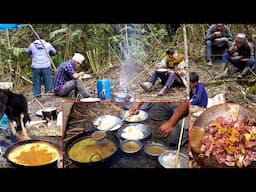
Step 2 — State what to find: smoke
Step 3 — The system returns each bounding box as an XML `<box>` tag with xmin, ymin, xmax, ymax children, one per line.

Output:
<box><xmin>119</xmin><ymin>24</ymin><xmax>146</xmax><ymax>94</ymax></box>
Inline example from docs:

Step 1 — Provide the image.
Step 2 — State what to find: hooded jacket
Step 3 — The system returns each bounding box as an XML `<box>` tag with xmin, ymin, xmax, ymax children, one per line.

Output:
<box><xmin>27</xmin><ymin>39</ymin><xmax>56</xmax><ymax>69</ymax></box>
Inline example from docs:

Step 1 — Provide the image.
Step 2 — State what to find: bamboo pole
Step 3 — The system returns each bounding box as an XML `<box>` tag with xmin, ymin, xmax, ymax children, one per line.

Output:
<box><xmin>6</xmin><ymin>29</ymin><xmax>10</xmax><ymax>48</ymax></box>
<box><xmin>206</xmin><ymin>78</ymin><xmax>254</xmax><ymax>85</ymax></box>
<box><xmin>183</xmin><ymin>24</ymin><xmax>189</xmax><ymax>98</ymax></box>
<box><xmin>174</xmin><ymin>24</ymin><xmax>189</xmax><ymax>168</ymax></box>
<box><xmin>175</xmin><ymin>117</ymin><xmax>185</xmax><ymax>168</ymax></box>
<box><xmin>28</xmin><ymin>24</ymin><xmax>57</xmax><ymax>71</ymax></box>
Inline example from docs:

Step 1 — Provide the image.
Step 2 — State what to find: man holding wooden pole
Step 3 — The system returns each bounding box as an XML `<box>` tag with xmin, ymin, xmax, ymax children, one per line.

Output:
<box><xmin>27</xmin><ymin>32</ymin><xmax>56</xmax><ymax>98</ymax></box>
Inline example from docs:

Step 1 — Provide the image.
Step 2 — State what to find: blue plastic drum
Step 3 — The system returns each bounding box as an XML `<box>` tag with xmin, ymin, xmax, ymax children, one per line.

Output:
<box><xmin>97</xmin><ymin>79</ymin><xmax>112</xmax><ymax>100</ymax></box>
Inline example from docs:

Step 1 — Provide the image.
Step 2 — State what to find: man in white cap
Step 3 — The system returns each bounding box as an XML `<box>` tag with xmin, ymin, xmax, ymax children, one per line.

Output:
<box><xmin>53</xmin><ymin>53</ymin><xmax>91</xmax><ymax>98</ymax></box>
<box><xmin>215</xmin><ymin>33</ymin><xmax>256</xmax><ymax>79</ymax></box>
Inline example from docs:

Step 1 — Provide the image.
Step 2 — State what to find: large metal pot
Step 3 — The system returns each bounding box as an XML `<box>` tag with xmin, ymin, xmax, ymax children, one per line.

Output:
<box><xmin>65</xmin><ymin>131</ymin><xmax>120</xmax><ymax>167</ymax></box>
<box><xmin>111</xmin><ymin>92</ymin><xmax>131</xmax><ymax>102</ymax></box>
<box><xmin>5</xmin><ymin>139</ymin><xmax>61</xmax><ymax>168</ymax></box>
<box><xmin>191</xmin><ymin>103</ymin><xmax>256</xmax><ymax>168</ymax></box>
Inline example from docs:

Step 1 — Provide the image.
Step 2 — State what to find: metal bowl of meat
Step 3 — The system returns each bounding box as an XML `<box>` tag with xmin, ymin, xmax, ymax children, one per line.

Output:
<box><xmin>117</xmin><ymin>123</ymin><xmax>151</xmax><ymax>140</ymax></box>
<box><xmin>93</xmin><ymin>115</ymin><xmax>123</xmax><ymax>131</ymax></box>
<box><xmin>158</xmin><ymin>150</ymin><xmax>189</xmax><ymax>168</ymax></box>
<box><xmin>121</xmin><ymin>110</ymin><xmax>149</xmax><ymax>123</ymax></box>
<box><xmin>190</xmin><ymin>103</ymin><xmax>256</xmax><ymax>168</ymax></box>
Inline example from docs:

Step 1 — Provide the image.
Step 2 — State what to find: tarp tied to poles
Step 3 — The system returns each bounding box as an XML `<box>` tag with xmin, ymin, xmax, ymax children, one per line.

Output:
<box><xmin>0</xmin><ymin>24</ymin><xmax>20</xmax><ymax>30</ymax></box>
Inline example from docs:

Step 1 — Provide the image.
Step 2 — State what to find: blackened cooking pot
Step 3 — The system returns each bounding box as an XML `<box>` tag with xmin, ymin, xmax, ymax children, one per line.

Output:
<box><xmin>5</xmin><ymin>139</ymin><xmax>61</xmax><ymax>168</ymax></box>
<box><xmin>65</xmin><ymin>131</ymin><xmax>120</xmax><ymax>168</ymax></box>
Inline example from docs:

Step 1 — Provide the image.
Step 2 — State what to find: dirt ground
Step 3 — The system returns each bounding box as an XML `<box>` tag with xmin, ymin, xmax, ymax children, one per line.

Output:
<box><xmin>82</xmin><ymin>64</ymin><xmax>187</xmax><ymax>102</ymax></box>
<box><xmin>16</xmin><ymin>63</ymin><xmax>187</xmax><ymax>124</ymax></box>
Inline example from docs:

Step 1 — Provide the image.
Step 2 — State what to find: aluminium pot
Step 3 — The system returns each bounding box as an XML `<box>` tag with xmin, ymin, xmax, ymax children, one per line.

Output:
<box><xmin>111</xmin><ymin>92</ymin><xmax>131</xmax><ymax>102</ymax></box>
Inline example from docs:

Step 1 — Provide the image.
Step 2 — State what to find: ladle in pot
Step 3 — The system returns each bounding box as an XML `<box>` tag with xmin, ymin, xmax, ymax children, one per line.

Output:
<box><xmin>89</xmin><ymin>152</ymin><xmax>104</xmax><ymax>162</ymax></box>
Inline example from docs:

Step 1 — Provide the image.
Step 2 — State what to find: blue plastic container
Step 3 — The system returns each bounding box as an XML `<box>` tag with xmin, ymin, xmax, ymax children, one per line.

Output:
<box><xmin>0</xmin><ymin>114</ymin><xmax>9</xmax><ymax>130</ymax></box>
<box><xmin>97</xmin><ymin>79</ymin><xmax>112</xmax><ymax>100</ymax></box>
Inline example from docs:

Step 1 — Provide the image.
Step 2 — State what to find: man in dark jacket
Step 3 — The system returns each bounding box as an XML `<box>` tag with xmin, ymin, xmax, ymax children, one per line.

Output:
<box><xmin>205</xmin><ymin>23</ymin><xmax>233</xmax><ymax>66</ymax></box>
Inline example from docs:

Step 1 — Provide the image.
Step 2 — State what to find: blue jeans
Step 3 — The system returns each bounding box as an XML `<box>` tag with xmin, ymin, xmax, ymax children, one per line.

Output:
<box><xmin>149</xmin><ymin>71</ymin><xmax>180</xmax><ymax>88</ymax></box>
<box><xmin>32</xmin><ymin>67</ymin><xmax>53</xmax><ymax>97</ymax></box>
<box><xmin>205</xmin><ymin>39</ymin><xmax>232</xmax><ymax>61</ymax></box>
<box><xmin>222</xmin><ymin>52</ymin><xmax>256</xmax><ymax>70</ymax></box>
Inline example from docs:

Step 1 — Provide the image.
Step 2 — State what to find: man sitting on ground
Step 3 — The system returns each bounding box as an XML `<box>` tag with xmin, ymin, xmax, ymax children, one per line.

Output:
<box><xmin>205</xmin><ymin>23</ymin><xmax>233</xmax><ymax>66</ymax></box>
<box><xmin>53</xmin><ymin>53</ymin><xmax>91</xmax><ymax>98</ymax></box>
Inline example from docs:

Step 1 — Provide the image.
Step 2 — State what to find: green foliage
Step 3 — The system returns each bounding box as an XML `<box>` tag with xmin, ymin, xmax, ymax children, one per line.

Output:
<box><xmin>247</xmin><ymin>85</ymin><xmax>256</xmax><ymax>94</ymax></box>
<box><xmin>49</xmin><ymin>27</ymin><xmax>68</xmax><ymax>39</ymax></box>
<box><xmin>0</xmin><ymin>24</ymin><xmax>172</xmax><ymax>85</ymax></box>
<box><xmin>86</xmin><ymin>48</ymin><xmax>106</xmax><ymax>75</ymax></box>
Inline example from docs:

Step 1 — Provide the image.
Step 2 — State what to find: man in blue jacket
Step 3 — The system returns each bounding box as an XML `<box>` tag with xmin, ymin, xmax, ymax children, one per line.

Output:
<box><xmin>189</xmin><ymin>72</ymin><xmax>208</xmax><ymax>108</ymax></box>
<box><xmin>27</xmin><ymin>32</ymin><xmax>56</xmax><ymax>98</ymax></box>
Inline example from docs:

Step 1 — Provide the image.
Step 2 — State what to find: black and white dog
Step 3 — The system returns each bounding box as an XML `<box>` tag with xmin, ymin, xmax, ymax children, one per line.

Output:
<box><xmin>0</xmin><ymin>89</ymin><xmax>31</xmax><ymax>139</ymax></box>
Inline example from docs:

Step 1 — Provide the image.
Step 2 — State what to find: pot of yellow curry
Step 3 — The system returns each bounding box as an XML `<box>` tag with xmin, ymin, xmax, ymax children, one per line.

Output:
<box><xmin>5</xmin><ymin>139</ymin><xmax>61</xmax><ymax>168</ymax></box>
<box><xmin>65</xmin><ymin>131</ymin><xmax>120</xmax><ymax>167</ymax></box>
